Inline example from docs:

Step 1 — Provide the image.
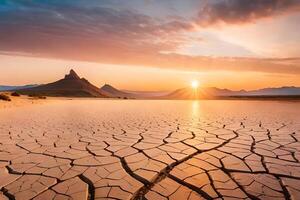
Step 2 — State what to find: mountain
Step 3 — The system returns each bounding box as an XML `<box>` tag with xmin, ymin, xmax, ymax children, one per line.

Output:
<box><xmin>100</xmin><ymin>84</ymin><xmax>134</xmax><ymax>98</ymax></box>
<box><xmin>0</xmin><ymin>84</ymin><xmax>39</xmax><ymax>91</ymax></box>
<box><xmin>17</xmin><ymin>69</ymin><xmax>107</xmax><ymax>97</ymax></box>
<box><xmin>166</xmin><ymin>86</ymin><xmax>300</xmax><ymax>99</ymax></box>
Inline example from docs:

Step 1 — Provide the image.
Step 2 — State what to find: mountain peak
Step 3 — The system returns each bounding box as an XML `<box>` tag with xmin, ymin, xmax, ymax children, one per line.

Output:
<box><xmin>101</xmin><ymin>84</ymin><xmax>113</xmax><ymax>89</ymax></box>
<box><xmin>64</xmin><ymin>69</ymin><xmax>80</xmax><ymax>80</ymax></box>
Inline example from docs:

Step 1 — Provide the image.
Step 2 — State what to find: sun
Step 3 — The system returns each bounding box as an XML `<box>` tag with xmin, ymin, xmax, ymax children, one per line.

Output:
<box><xmin>191</xmin><ymin>80</ymin><xmax>199</xmax><ymax>89</ymax></box>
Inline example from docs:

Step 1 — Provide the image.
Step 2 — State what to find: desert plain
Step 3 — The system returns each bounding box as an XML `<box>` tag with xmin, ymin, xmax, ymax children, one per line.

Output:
<box><xmin>0</xmin><ymin>98</ymin><xmax>300</xmax><ymax>200</ymax></box>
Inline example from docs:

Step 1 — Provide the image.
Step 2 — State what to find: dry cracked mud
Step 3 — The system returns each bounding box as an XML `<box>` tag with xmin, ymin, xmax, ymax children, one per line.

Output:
<box><xmin>0</xmin><ymin>99</ymin><xmax>300</xmax><ymax>200</ymax></box>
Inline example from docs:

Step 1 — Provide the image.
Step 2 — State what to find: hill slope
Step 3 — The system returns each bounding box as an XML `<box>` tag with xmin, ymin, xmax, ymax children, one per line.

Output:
<box><xmin>100</xmin><ymin>84</ymin><xmax>170</xmax><ymax>99</ymax></box>
<box><xmin>100</xmin><ymin>84</ymin><xmax>134</xmax><ymax>98</ymax></box>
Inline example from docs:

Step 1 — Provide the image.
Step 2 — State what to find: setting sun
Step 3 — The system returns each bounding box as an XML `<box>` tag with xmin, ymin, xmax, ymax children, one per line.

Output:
<box><xmin>191</xmin><ymin>80</ymin><xmax>199</xmax><ymax>89</ymax></box>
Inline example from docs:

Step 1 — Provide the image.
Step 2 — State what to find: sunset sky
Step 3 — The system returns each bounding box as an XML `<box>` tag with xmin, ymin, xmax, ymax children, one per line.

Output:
<box><xmin>1</xmin><ymin>0</ymin><xmax>300</xmax><ymax>91</ymax></box>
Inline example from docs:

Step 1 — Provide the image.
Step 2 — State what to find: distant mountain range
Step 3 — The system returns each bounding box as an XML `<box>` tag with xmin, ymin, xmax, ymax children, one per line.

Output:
<box><xmin>17</xmin><ymin>69</ymin><xmax>107</xmax><ymax>97</ymax></box>
<box><xmin>1</xmin><ymin>69</ymin><xmax>300</xmax><ymax>99</ymax></box>
<box><xmin>240</xmin><ymin>87</ymin><xmax>300</xmax><ymax>96</ymax></box>
<box><xmin>0</xmin><ymin>84</ymin><xmax>39</xmax><ymax>91</ymax></box>
<box><xmin>165</xmin><ymin>87</ymin><xmax>300</xmax><ymax>99</ymax></box>
<box><xmin>97</xmin><ymin>85</ymin><xmax>300</xmax><ymax>99</ymax></box>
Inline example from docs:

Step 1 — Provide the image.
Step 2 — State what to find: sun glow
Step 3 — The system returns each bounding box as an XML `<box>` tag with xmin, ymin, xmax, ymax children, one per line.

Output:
<box><xmin>191</xmin><ymin>80</ymin><xmax>199</xmax><ymax>89</ymax></box>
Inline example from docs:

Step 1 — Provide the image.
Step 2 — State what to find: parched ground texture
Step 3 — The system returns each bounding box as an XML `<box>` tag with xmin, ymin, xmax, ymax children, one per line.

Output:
<box><xmin>0</xmin><ymin>99</ymin><xmax>300</xmax><ymax>200</ymax></box>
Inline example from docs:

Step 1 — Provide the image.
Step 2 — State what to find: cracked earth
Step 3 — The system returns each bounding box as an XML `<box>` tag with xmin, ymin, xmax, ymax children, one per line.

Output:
<box><xmin>0</xmin><ymin>100</ymin><xmax>300</xmax><ymax>200</ymax></box>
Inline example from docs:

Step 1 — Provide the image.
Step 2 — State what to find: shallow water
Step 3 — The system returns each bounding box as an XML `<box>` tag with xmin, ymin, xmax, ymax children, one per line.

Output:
<box><xmin>0</xmin><ymin>100</ymin><xmax>300</xmax><ymax>199</ymax></box>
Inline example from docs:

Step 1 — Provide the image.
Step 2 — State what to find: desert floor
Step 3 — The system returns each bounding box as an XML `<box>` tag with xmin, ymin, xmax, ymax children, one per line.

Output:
<box><xmin>0</xmin><ymin>98</ymin><xmax>300</xmax><ymax>200</ymax></box>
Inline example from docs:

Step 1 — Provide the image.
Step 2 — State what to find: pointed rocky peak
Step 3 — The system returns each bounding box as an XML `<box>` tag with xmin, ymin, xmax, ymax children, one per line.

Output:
<box><xmin>64</xmin><ymin>69</ymin><xmax>80</xmax><ymax>80</ymax></box>
<box><xmin>81</xmin><ymin>78</ymin><xmax>90</xmax><ymax>83</ymax></box>
<box><xmin>101</xmin><ymin>84</ymin><xmax>113</xmax><ymax>90</ymax></box>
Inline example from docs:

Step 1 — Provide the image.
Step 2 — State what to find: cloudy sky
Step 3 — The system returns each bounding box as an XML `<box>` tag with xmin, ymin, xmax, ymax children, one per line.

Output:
<box><xmin>1</xmin><ymin>0</ymin><xmax>300</xmax><ymax>90</ymax></box>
